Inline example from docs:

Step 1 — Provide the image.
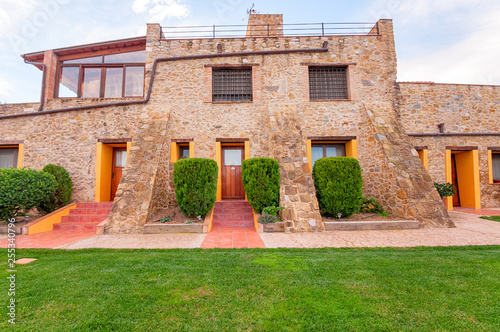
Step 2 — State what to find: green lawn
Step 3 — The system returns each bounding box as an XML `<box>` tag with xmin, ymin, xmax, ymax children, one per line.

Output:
<box><xmin>480</xmin><ymin>216</ymin><xmax>500</xmax><ymax>222</ymax></box>
<box><xmin>2</xmin><ymin>246</ymin><xmax>499</xmax><ymax>331</ymax></box>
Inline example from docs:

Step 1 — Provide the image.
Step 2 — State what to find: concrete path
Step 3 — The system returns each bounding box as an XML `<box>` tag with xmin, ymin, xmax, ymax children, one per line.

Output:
<box><xmin>54</xmin><ymin>210</ymin><xmax>500</xmax><ymax>249</ymax></box>
<box><xmin>260</xmin><ymin>211</ymin><xmax>500</xmax><ymax>248</ymax></box>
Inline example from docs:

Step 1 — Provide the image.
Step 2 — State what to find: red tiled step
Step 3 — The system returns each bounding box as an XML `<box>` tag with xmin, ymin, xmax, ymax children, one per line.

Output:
<box><xmin>69</xmin><ymin>208</ymin><xmax>111</xmax><ymax>215</ymax></box>
<box><xmin>61</xmin><ymin>215</ymin><xmax>108</xmax><ymax>223</ymax></box>
<box><xmin>75</xmin><ymin>202</ymin><xmax>113</xmax><ymax>209</ymax></box>
<box><xmin>53</xmin><ymin>222</ymin><xmax>99</xmax><ymax>231</ymax></box>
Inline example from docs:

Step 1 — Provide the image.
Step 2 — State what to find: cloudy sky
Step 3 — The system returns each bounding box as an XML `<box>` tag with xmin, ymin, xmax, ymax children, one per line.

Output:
<box><xmin>0</xmin><ymin>0</ymin><xmax>498</xmax><ymax>103</ymax></box>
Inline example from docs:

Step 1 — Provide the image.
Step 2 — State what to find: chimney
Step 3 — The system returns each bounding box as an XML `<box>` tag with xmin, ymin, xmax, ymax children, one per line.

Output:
<box><xmin>246</xmin><ymin>14</ymin><xmax>283</xmax><ymax>37</ymax></box>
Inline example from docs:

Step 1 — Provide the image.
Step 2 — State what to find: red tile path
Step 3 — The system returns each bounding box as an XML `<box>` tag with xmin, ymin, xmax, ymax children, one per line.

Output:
<box><xmin>201</xmin><ymin>200</ymin><xmax>265</xmax><ymax>249</ymax></box>
<box><xmin>0</xmin><ymin>230</ymin><xmax>96</xmax><ymax>249</ymax></box>
<box><xmin>0</xmin><ymin>202</ymin><xmax>111</xmax><ymax>249</ymax></box>
<box><xmin>453</xmin><ymin>207</ymin><xmax>500</xmax><ymax>216</ymax></box>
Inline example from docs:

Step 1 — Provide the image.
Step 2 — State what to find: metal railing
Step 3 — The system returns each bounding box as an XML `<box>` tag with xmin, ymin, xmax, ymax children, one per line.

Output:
<box><xmin>160</xmin><ymin>22</ymin><xmax>378</xmax><ymax>40</ymax></box>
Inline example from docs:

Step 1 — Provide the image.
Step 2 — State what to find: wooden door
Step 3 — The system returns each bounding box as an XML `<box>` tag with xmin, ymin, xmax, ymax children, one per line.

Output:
<box><xmin>222</xmin><ymin>146</ymin><xmax>245</xmax><ymax>199</ymax></box>
<box><xmin>451</xmin><ymin>154</ymin><xmax>460</xmax><ymax>206</ymax></box>
<box><xmin>111</xmin><ymin>148</ymin><xmax>127</xmax><ymax>201</ymax></box>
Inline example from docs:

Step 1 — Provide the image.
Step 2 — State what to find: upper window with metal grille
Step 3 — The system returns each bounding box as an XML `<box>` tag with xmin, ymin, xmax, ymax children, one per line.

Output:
<box><xmin>212</xmin><ymin>68</ymin><xmax>253</xmax><ymax>102</ymax></box>
<box><xmin>308</xmin><ymin>66</ymin><xmax>349</xmax><ymax>100</ymax></box>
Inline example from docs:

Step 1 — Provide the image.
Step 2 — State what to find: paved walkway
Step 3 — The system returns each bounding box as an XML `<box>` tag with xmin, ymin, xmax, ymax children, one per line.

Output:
<box><xmin>0</xmin><ymin>230</ymin><xmax>96</xmax><ymax>249</ymax></box>
<box><xmin>2</xmin><ymin>209</ymin><xmax>500</xmax><ymax>249</ymax></box>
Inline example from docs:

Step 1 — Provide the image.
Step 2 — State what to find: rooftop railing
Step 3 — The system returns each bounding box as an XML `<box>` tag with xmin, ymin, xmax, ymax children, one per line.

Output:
<box><xmin>160</xmin><ymin>22</ymin><xmax>378</xmax><ymax>40</ymax></box>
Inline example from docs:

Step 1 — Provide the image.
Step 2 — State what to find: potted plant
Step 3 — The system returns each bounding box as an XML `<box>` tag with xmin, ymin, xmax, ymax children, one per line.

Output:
<box><xmin>258</xmin><ymin>206</ymin><xmax>285</xmax><ymax>232</ymax></box>
<box><xmin>433</xmin><ymin>182</ymin><xmax>456</xmax><ymax>206</ymax></box>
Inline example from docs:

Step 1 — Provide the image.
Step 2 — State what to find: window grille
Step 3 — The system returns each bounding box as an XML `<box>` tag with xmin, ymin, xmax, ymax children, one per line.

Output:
<box><xmin>212</xmin><ymin>68</ymin><xmax>252</xmax><ymax>102</ymax></box>
<box><xmin>309</xmin><ymin>66</ymin><xmax>348</xmax><ymax>100</ymax></box>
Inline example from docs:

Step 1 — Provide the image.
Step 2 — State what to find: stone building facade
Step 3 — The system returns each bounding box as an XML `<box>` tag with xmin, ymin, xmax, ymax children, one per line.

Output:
<box><xmin>0</xmin><ymin>14</ymin><xmax>498</xmax><ymax>233</ymax></box>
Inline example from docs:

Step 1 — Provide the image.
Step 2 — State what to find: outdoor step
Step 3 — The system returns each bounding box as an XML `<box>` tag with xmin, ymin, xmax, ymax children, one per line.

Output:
<box><xmin>75</xmin><ymin>202</ymin><xmax>113</xmax><ymax>209</ymax></box>
<box><xmin>61</xmin><ymin>215</ymin><xmax>108</xmax><ymax>223</ymax></box>
<box><xmin>54</xmin><ymin>222</ymin><xmax>98</xmax><ymax>231</ymax></box>
<box><xmin>69</xmin><ymin>208</ymin><xmax>111</xmax><ymax>215</ymax></box>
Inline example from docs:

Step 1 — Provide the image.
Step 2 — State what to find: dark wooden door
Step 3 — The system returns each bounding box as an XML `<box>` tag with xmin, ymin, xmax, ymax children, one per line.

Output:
<box><xmin>222</xmin><ymin>146</ymin><xmax>245</xmax><ymax>199</ymax></box>
<box><xmin>111</xmin><ymin>148</ymin><xmax>127</xmax><ymax>201</ymax></box>
<box><xmin>451</xmin><ymin>154</ymin><xmax>460</xmax><ymax>206</ymax></box>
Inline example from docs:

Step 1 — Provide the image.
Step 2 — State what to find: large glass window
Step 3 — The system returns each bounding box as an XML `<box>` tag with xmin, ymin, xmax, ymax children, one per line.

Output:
<box><xmin>0</xmin><ymin>148</ymin><xmax>18</xmax><ymax>169</ymax></box>
<box><xmin>56</xmin><ymin>50</ymin><xmax>145</xmax><ymax>98</ymax></box>
<box><xmin>311</xmin><ymin>143</ymin><xmax>346</xmax><ymax>167</ymax></box>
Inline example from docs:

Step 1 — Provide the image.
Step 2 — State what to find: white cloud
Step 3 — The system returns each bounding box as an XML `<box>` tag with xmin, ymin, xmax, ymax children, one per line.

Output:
<box><xmin>0</xmin><ymin>76</ymin><xmax>14</xmax><ymax>101</ymax></box>
<box><xmin>131</xmin><ymin>0</ymin><xmax>190</xmax><ymax>22</ymax></box>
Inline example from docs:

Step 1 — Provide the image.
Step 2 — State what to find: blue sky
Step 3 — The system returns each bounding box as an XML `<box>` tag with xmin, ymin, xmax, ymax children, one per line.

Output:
<box><xmin>0</xmin><ymin>0</ymin><xmax>499</xmax><ymax>103</ymax></box>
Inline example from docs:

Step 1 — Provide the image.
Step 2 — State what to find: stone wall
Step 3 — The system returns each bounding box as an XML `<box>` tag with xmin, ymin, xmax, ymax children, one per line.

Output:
<box><xmin>398</xmin><ymin>82</ymin><xmax>500</xmax><ymax>208</ymax></box>
<box><xmin>0</xmin><ymin>103</ymin><xmax>40</xmax><ymax>116</ymax></box>
<box><xmin>398</xmin><ymin>82</ymin><xmax>499</xmax><ymax>133</ymax></box>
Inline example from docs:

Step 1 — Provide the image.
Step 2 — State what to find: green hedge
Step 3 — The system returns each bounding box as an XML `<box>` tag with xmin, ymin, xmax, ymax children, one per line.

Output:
<box><xmin>173</xmin><ymin>158</ymin><xmax>218</xmax><ymax>218</ymax></box>
<box><xmin>241</xmin><ymin>158</ymin><xmax>280</xmax><ymax>213</ymax></box>
<box><xmin>39</xmin><ymin>164</ymin><xmax>73</xmax><ymax>213</ymax></box>
<box><xmin>312</xmin><ymin>157</ymin><xmax>363</xmax><ymax>218</ymax></box>
<box><xmin>0</xmin><ymin>168</ymin><xmax>57</xmax><ymax>221</ymax></box>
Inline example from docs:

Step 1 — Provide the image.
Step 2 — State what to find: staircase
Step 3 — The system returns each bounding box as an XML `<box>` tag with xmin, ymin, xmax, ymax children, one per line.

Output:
<box><xmin>53</xmin><ymin>202</ymin><xmax>112</xmax><ymax>232</ymax></box>
<box><xmin>212</xmin><ymin>200</ymin><xmax>254</xmax><ymax>228</ymax></box>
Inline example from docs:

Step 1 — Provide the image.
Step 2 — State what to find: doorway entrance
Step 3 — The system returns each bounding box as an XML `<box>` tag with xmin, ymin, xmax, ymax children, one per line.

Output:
<box><xmin>221</xmin><ymin>145</ymin><xmax>245</xmax><ymax>199</ymax></box>
<box><xmin>446</xmin><ymin>149</ymin><xmax>481</xmax><ymax>209</ymax></box>
<box><xmin>95</xmin><ymin>141</ymin><xmax>130</xmax><ymax>202</ymax></box>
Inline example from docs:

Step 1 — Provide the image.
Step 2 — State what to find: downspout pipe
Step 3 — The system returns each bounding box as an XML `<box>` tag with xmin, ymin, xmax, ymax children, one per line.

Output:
<box><xmin>3</xmin><ymin>46</ymin><xmax>329</xmax><ymax>120</ymax></box>
<box><xmin>23</xmin><ymin>58</ymin><xmax>47</xmax><ymax>112</ymax></box>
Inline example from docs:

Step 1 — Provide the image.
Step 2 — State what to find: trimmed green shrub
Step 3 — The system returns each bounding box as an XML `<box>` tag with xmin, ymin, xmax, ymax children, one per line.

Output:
<box><xmin>360</xmin><ymin>197</ymin><xmax>385</xmax><ymax>214</ymax></box>
<box><xmin>242</xmin><ymin>158</ymin><xmax>280</xmax><ymax>213</ymax></box>
<box><xmin>39</xmin><ymin>164</ymin><xmax>73</xmax><ymax>213</ymax></box>
<box><xmin>0</xmin><ymin>168</ymin><xmax>57</xmax><ymax>221</ymax></box>
<box><xmin>173</xmin><ymin>158</ymin><xmax>218</xmax><ymax>218</ymax></box>
<box><xmin>312</xmin><ymin>157</ymin><xmax>363</xmax><ymax>218</ymax></box>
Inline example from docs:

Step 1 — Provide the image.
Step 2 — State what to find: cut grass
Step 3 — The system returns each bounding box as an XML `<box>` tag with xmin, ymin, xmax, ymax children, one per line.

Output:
<box><xmin>480</xmin><ymin>215</ymin><xmax>500</xmax><ymax>222</ymax></box>
<box><xmin>1</xmin><ymin>246</ymin><xmax>499</xmax><ymax>331</ymax></box>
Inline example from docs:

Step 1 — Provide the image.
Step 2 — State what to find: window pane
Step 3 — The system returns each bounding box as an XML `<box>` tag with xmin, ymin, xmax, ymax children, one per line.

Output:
<box><xmin>311</xmin><ymin>147</ymin><xmax>323</xmax><ymax>167</ymax></box>
<box><xmin>493</xmin><ymin>154</ymin><xmax>500</xmax><ymax>180</ymax></box>
<box><xmin>104</xmin><ymin>68</ymin><xmax>123</xmax><ymax>98</ymax></box>
<box><xmin>104</xmin><ymin>51</ymin><xmax>146</xmax><ymax>63</ymax></box>
<box><xmin>309</xmin><ymin>66</ymin><xmax>348</xmax><ymax>100</ymax></box>
<box><xmin>115</xmin><ymin>150</ymin><xmax>127</xmax><ymax>167</ymax></box>
<box><xmin>212</xmin><ymin>68</ymin><xmax>252</xmax><ymax>102</ymax></box>
<box><xmin>325</xmin><ymin>147</ymin><xmax>337</xmax><ymax>157</ymax></box>
<box><xmin>82</xmin><ymin>68</ymin><xmax>102</xmax><ymax>98</ymax></box>
<box><xmin>63</xmin><ymin>56</ymin><xmax>103</xmax><ymax>64</ymax></box>
<box><xmin>224</xmin><ymin>149</ymin><xmax>242</xmax><ymax>166</ymax></box>
<box><xmin>124</xmin><ymin>66</ymin><xmax>144</xmax><ymax>97</ymax></box>
<box><xmin>179</xmin><ymin>147</ymin><xmax>190</xmax><ymax>159</ymax></box>
<box><xmin>0</xmin><ymin>148</ymin><xmax>18</xmax><ymax>169</ymax></box>
<box><xmin>58</xmin><ymin>67</ymin><xmax>79</xmax><ymax>97</ymax></box>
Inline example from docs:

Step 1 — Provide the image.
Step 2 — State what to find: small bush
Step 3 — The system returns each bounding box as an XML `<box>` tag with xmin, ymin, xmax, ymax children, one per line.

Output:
<box><xmin>312</xmin><ymin>157</ymin><xmax>363</xmax><ymax>218</ymax></box>
<box><xmin>359</xmin><ymin>197</ymin><xmax>385</xmax><ymax>214</ymax></box>
<box><xmin>0</xmin><ymin>168</ymin><xmax>57</xmax><ymax>221</ymax></box>
<box><xmin>434</xmin><ymin>182</ymin><xmax>456</xmax><ymax>198</ymax></box>
<box><xmin>242</xmin><ymin>158</ymin><xmax>280</xmax><ymax>213</ymax></box>
<box><xmin>258</xmin><ymin>212</ymin><xmax>278</xmax><ymax>224</ymax></box>
<box><xmin>39</xmin><ymin>164</ymin><xmax>73</xmax><ymax>213</ymax></box>
<box><xmin>173</xmin><ymin>158</ymin><xmax>218</xmax><ymax>218</ymax></box>
<box><xmin>262</xmin><ymin>206</ymin><xmax>284</xmax><ymax>217</ymax></box>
